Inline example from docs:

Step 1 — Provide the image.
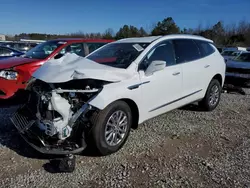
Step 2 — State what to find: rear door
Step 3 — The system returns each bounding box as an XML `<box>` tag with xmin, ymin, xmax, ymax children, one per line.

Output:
<box><xmin>173</xmin><ymin>39</ymin><xmax>204</xmax><ymax>99</ymax></box>
<box><xmin>194</xmin><ymin>40</ymin><xmax>217</xmax><ymax>88</ymax></box>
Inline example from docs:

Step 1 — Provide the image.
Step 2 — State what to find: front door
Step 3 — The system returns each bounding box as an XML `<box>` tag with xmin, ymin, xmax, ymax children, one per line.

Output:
<box><xmin>139</xmin><ymin>40</ymin><xmax>183</xmax><ymax>120</ymax></box>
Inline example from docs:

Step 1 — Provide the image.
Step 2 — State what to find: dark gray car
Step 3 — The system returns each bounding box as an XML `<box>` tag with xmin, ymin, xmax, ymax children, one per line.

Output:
<box><xmin>225</xmin><ymin>52</ymin><xmax>250</xmax><ymax>86</ymax></box>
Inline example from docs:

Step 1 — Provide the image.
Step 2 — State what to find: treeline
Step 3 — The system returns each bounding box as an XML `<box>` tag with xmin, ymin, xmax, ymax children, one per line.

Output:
<box><xmin>6</xmin><ymin>17</ymin><xmax>250</xmax><ymax>46</ymax></box>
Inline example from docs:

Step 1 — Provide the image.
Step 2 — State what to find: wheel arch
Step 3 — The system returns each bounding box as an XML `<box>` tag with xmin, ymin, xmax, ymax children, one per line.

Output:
<box><xmin>114</xmin><ymin>98</ymin><xmax>139</xmax><ymax>129</ymax></box>
<box><xmin>212</xmin><ymin>74</ymin><xmax>223</xmax><ymax>86</ymax></box>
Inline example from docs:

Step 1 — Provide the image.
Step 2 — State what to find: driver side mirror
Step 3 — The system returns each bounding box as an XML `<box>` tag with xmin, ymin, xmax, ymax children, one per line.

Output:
<box><xmin>145</xmin><ymin>60</ymin><xmax>166</xmax><ymax>76</ymax></box>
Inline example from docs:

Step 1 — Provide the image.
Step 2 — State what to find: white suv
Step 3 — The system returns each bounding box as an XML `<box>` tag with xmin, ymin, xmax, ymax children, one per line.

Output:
<box><xmin>11</xmin><ymin>34</ymin><xmax>226</xmax><ymax>156</ymax></box>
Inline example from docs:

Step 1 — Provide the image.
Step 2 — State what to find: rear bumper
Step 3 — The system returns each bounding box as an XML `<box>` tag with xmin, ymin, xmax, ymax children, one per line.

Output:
<box><xmin>10</xmin><ymin>105</ymin><xmax>86</xmax><ymax>155</ymax></box>
<box><xmin>0</xmin><ymin>78</ymin><xmax>26</xmax><ymax>99</ymax></box>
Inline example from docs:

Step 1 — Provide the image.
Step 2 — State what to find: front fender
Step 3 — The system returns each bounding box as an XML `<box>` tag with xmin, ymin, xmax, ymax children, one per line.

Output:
<box><xmin>89</xmin><ymin>80</ymin><xmax>143</xmax><ymax>114</ymax></box>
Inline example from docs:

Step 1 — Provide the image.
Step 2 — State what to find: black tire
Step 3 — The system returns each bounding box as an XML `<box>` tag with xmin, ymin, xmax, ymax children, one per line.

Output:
<box><xmin>88</xmin><ymin>101</ymin><xmax>132</xmax><ymax>156</ymax></box>
<box><xmin>245</xmin><ymin>80</ymin><xmax>250</xmax><ymax>88</ymax></box>
<box><xmin>199</xmin><ymin>79</ymin><xmax>222</xmax><ymax>111</ymax></box>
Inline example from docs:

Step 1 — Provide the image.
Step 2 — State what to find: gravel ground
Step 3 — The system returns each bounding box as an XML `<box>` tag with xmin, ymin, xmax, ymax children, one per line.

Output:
<box><xmin>0</xmin><ymin>89</ymin><xmax>250</xmax><ymax>188</ymax></box>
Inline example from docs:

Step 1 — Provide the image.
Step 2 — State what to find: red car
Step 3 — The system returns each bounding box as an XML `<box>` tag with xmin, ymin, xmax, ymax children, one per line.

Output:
<box><xmin>0</xmin><ymin>38</ymin><xmax>113</xmax><ymax>99</ymax></box>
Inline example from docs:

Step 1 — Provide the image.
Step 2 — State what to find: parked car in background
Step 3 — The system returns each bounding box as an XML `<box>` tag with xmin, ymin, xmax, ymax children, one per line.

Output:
<box><xmin>2</xmin><ymin>42</ymin><xmax>39</xmax><ymax>53</ymax></box>
<box><xmin>0</xmin><ymin>46</ymin><xmax>24</xmax><ymax>60</ymax></box>
<box><xmin>223</xmin><ymin>47</ymin><xmax>247</xmax><ymax>52</ymax></box>
<box><xmin>221</xmin><ymin>50</ymin><xmax>245</xmax><ymax>61</ymax></box>
<box><xmin>0</xmin><ymin>38</ymin><xmax>113</xmax><ymax>99</ymax></box>
<box><xmin>11</xmin><ymin>34</ymin><xmax>225</xmax><ymax>156</ymax></box>
<box><xmin>225</xmin><ymin>52</ymin><xmax>250</xmax><ymax>87</ymax></box>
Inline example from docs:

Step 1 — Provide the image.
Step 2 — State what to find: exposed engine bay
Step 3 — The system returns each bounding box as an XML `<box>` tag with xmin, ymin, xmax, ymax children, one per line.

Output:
<box><xmin>11</xmin><ymin>78</ymin><xmax>110</xmax><ymax>155</ymax></box>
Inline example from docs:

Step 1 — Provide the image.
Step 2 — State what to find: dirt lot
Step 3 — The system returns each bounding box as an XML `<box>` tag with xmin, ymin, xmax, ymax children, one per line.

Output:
<box><xmin>0</xmin><ymin>89</ymin><xmax>250</xmax><ymax>188</ymax></box>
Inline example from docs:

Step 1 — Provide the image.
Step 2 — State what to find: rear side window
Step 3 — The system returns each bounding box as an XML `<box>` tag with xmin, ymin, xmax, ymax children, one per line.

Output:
<box><xmin>195</xmin><ymin>40</ymin><xmax>215</xmax><ymax>57</ymax></box>
<box><xmin>59</xmin><ymin>43</ymin><xmax>84</xmax><ymax>57</ymax></box>
<box><xmin>173</xmin><ymin>39</ymin><xmax>200</xmax><ymax>64</ymax></box>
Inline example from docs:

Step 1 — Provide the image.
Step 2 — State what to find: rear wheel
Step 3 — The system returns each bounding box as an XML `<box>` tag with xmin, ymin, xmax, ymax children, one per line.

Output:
<box><xmin>199</xmin><ymin>79</ymin><xmax>221</xmax><ymax>111</ymax></box>
<box><xmin>88</xmin><ymin>101</ymin><xmax>132</xmax><ymax>156</ymax></box>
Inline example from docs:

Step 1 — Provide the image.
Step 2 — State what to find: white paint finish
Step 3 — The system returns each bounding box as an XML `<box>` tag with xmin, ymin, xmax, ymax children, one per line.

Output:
<box><xmin>116</xmin><ymin>36</ymin><xmax>162</xmax><ymax>43</ymax></box>
<box><xmin>182</xmin><ymin>44</ymin><xmax>226</xmax><ymax>101</ymax></box>
<box><xmin>32</xmin><ymin>34</ymin><xmax>226</xmax><ymax>125</ymax></box>
<box><xmin>115</xmin><ymin>34</ymin><xmax>212</xmax><ymax>44</ymax></box>
<box><xmin>88</xmin><ymin>73</ymin><xmax>144</xmax><ymax>117</ymax></box>
<box><xmin>138</xmin><ymin>64</ymin><xmax>183</xmax><ymax>122</ymax></box>
<box><xmin>33</xmin><ymin>53</ymin><xmax>133</xmax><ymax>83</ymax></box>
<box><xmin>181</xmin><ymin>59</ymin><xmax>206</xmax><ymax>98</ymax></box>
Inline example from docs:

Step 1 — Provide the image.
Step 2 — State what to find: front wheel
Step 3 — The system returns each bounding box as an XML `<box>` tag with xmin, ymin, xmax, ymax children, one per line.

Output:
<box><xmin>88</xmin><ymin>101</ymin><xmax>132</xmax><ymax>156</ymax></box>
<box><xmin>199</xmin><ymin>79</ymin><xmax>222</xmax><ymax>111</ymax></box>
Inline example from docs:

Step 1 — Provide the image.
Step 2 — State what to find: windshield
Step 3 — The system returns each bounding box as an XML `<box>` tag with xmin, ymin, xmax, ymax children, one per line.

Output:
<box><xmin>24</xmin><ymin>41</ymin><xmax>65</xmax><ymax>59</ymax></box>
<box><xmin>86</xmin><ymin>43</ymin><xmax>150</xmax><ymax>69</ymax></box>
<box><xmin>221</xmin><ymin>50</ymin><xmax>236</xmax><ymax>56</ymax></box>
<box><xmin>234</xmin><ymin>53</ymin><xmax>250</xmax><ymax>62</ymax></box>
<box><xmin>231</xmin><ymin>52</ymin><xmax>240</xmax><ymax>56</ymax></box>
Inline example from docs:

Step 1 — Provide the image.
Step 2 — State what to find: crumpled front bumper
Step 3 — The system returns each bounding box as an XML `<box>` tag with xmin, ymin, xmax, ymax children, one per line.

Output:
<box><xmin>10</xmin><ymin>104</ymin><xmax>86</xmax><ymax>155</ymax></box>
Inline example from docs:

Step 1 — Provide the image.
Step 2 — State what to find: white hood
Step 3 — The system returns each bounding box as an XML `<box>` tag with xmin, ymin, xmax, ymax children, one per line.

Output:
<box><xmin>33</xmin><ymin>53</ymin><xmax>133</xmax><ymax>83</ymax></box>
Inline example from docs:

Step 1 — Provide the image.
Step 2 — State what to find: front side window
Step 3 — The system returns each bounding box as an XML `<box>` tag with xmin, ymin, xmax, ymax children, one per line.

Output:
<box><xmin>173</xmin><ymin>39</ymin><xmax>200</xmax><ymax>64</ymax></box>
<box><xmin>87</xmin><ymin>43</ymin><xmax>149</xmax><ymax>69</ymax></box>
<box><xmin>24</xmin><ymin>41</ymin><xmax>66</xmax><ymax>59</ymax></box>
<box><xmin>141</xmin><ymin>41</ymin><xmax>176</xmax><ymax>69</ymax></box>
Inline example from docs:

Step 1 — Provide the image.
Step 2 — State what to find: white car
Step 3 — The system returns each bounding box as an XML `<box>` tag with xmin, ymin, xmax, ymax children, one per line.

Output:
<box><xmin>11</xmin><ymin>34</ymin><xmax>226</xmax><ymax>156</ymax></box>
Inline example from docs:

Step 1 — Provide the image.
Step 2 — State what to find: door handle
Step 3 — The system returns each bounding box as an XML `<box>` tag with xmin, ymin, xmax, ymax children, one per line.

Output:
<box><xmin>204</xmin><ymin>65</ymin><xmax>210</xmax><ymax>68</ymax></box>
<box><xmin>172</xmin><ymin>72</ymin><xmax>180</xmax><ymax>76</ymax></box>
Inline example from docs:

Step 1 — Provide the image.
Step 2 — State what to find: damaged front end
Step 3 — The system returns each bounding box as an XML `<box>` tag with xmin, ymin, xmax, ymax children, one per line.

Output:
<box><xmin>10</xmin><ymin>78</ymin><xmax>107</xmax><ymax>155</ymax></box>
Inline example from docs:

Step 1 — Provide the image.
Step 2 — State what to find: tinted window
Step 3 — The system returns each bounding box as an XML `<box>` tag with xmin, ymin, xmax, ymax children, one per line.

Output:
<box><xmin>59</xmin><ymin>43</ymin><xmax>84</xmax><ymax>57</ymax></box>
<box><xmin>234</xmin><ymin>53</ymin><xmax>250</xmax><ymax>62</ymax></box>
<box><xmin>84</xmin><ymin>43</ymin><xmax>107</xmax><ymax>56</ymax></box>
<box><xmin>24</xmin><ymin>41</ymin><xmax>65</xmax><ymax>59</ymax></box>
<box><xmin>221</xmin><ymin>50</ymin><xmax>235</xmax><ymax>56</ymax></box>
<box><xmin>30</xmin><ymin>43</ymin><xmax>38</xmax><ymax>48</ymax></box>
<box><xmin>87</xmin><ymin>43</ymin><xmax>149</xmax><ymax>69</ymax></box>
<box><xmin>0</xmin><ymin>47</ymin><xmax>11</xmax><ymax>56</ymax></box>
<box><xmin>5</xmin><ymin>43</ymin><xmax>15</xmax><ymax>49</ymax></box>
<box><xmin>143</xmin><ymin>41</ymin><xmax>176</xmax><ymax>68</ymax></box>
<box><xmin>195</xmin><ymin>40</ymin><xmax>215</xmax><ymax>57</ymax></box>
<box><xmin>217</xmin><ymin>47</ymin><xmax>222</xmax><ymax>53</ymax></box>
<box><xmin>173</xmin><ymin>39</ymin><xmax>200</xmax><ymax>63</ymax></box>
